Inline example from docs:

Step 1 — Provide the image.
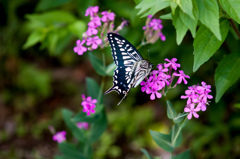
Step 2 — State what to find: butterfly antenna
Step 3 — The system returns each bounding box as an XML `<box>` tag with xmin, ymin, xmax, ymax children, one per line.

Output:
<box><xmin>147</xmin><ymin>49</ymin><xmax>158</xmax><ymax>66</ymax></box>
<box><xmin>117</xmin><ymin>93</ymin><xmax>128</xmax><ymax>105</ymax></box>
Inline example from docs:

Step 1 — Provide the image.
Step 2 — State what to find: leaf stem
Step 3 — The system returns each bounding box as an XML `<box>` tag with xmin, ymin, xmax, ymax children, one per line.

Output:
<box><xmin>229</xmin><ymin>19</ymin><xmax>240</xmax><ymax>39</ymax></box>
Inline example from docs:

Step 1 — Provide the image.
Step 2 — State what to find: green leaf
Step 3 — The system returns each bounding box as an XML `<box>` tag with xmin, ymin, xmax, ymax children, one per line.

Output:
<box><xmin>36</xmin><ymin>0</ymin><xmax>71</xmax><ymax>11</ymax></box>
<box><xmin>58</xmin><ymin>142</ymin><xmax>87</xmax><ymax>159</ymax></box>
<box><xmin>173</xmin><ymin>113</ymin><xmax>187</xmax><ymax>123</ymax></box>
<box><xmin>89</xmin><ymin>53</ymin><xmax>106</xmax><ymax>76</ymax></box>
<box><xmin>140</xmin><ymin>148</ymin><xmax>154</xmax><ymax>159</ymax></box>
<box><xmin>215</xmin><ymin>52</ymin><xmax>240</xmax><ymax>102</ymax></box>
<box><xmin>171</xmin><ymin>1</ymin><xmax>178</xmax><ymax>15</ymax></box>
<box><xmin>174</xmin><ymin>149</ymin><xmax>191</xmax><ymax>159</ymax></box>
<box><xmin>172</xmin><ymin>2</ymin><xmax>198</xmax><ymax>45</ymax></box>
<box><xmin>25</xmin><ymin>10</ymin><xmax>76</xmax><ymax>26</ymax></box>
<box><xmin>193</xmin><ymin>19</ymin><xmax>229</xmax><ymax>72</ymax></box>
<box><xmin>166</xmin><ymin>100</ymin><xmax>177</xmax><ymax>119</ymax></box>
<box><xmin>90</xmin><ymin>110</ymin><xmax>107</xmax><ymax>143</ymax></box>
<box><xmin>160</xmin><ymin>13</ymin><xmax>172</xmax><ymax>20</ymax></box>
<box><xmin>136</xmin><ymin>0</ymin><xmax>171</xmax><ymax>17</ymax></box>
<box><xmin>196</xmin><ymin>0</ymin><xmax>221</xmax><ymax>40</ymax></box>
<box><xmin>177</xmin><ymin>0</ymin><xmax>194</xmax><ymax>20</ymax></box>
<box><xmin>62</xmin><ymin>109</ymin><xmax>86</xmax><ymax>142</ymax></box>
<box><xmin>72</xmin><ymin>112</ymin><xmax>101</xmax><ymax>123</ymax></box>
<box><xmin>23</xmin><ymin>29</ymin><xmax>45</xmax><ymax>49</ymax></box>
<box><xmin>105</xmin><ymin>62</ymin><xmax>116</xmax><ymax>76</ymax></box>
<box><xmin>86</xmin><ymin>77</ymin><xmax>103</xmax><ymax>104</ymax></box>
<box><xmin>149</xmin><ymin>130</ymin><xmax>174</xmax><ymax>152</ymax></box>
<box><xmin>68</xmin><ymin>20</ymin><xmax>86</xmax><ymax>38</ymax></box>
<box><xmin>219</xmin><ymin>0</ymin><xmax>240</xmax><ymax>24</ymax></box>
<box><xmin>172</xmin><ymin>7</ymin><xmax>188</xmax><ymax>45</ymax></box>
<box><xmin>171</xmin><ymin>125</ymin><xmax>182</xmax><ymax>147</ymax></box>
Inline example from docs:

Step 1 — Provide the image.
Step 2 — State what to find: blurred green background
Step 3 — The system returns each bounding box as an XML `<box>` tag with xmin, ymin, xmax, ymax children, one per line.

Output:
<box><xmin>0</xmin><ymin>0</ymin><xmax>240</xmax><ymax>158</ymax></box>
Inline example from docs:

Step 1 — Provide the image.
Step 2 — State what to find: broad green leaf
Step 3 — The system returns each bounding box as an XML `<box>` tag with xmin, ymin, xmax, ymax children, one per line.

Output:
<box><xmin>179</xmin><ymin>0</ymin><xmax>198</xmax><ymax>38</ymax></box>
<box><xmin>171</xmin><ymin>125</ymin><xmax>182</xmax><ymax>147</ymax></box>
<box><xmin>160</xmin><ymin>13</ymin><xmax>172</xmax><ymax>20</ymax></box>
<box><xmin>171</xmin><ymin>1</ymin><xmax>178</xmax><ymax>15</ymax></box>
<box><xmin>136</xmin><ymin>0</ymin><xmax>171</xmax><ymax>17</ymax></box>
<box><xmin>86</xmin><ymin>77</ymin><xmax>103</xmax><ymax>104</ymax></box>
<box><xmin>149</xmin><ymin>130</ymin><xmax>174</xmax><ymax>152</ymax></box>
<box><xmin>193</xmin><ymin>19</ymin><xmax>229</xmax><ymax>72</ymax></box>
<box><xmin>196</xmin><ymin>0</ymin><xmax>221</xmax><ymax>40</ymax></box>
<box><xmin>173</xmin><ymin>113</ymin><xmax>187</xmax><ymax>123</ymax></box>
<box><xmin>166</xmin><ymin>100</ymin><xmax>177</xmax><ymax>119</ymax></box>
<box><xmin>23</xmin><ymin>29</ymin><xmax>45</xmax><ymax>49</ymax></box>
<box><xmin>62</xmin><ymin>109</ymin><xmax>86</xmax><ymax>142</ymax></box>
<box><xmin>68</xmin><ymin>20</ymin><xmax>86</xmax><ymax>38</ymax></box>
<box><xmin>140</xmin><ymin>148</ymin><xmax>154</xmax><ymax>159</ymax></box>
<box><xmin>105</xmin><ymin>62</ymin><xmax>116</xmax><ymax>76</ymax></box>
<box><xmin>58</xmin><ymin>142</ymin><xmax>87</xmax><ymax>159</ymax></box>
<box><xmin>219</xmin><ymin>0</ymin><xmax>240</xmax><ymax>24</ymax></box>
<box><xmin>215</xmin><ymin>52</ymin><xmax>240</xmax><ymax>102</ymax></box>
<box><xmin>89</xmin><ymin>53</ymin><xmax>106</xmax><ymax>76</ymax></box>
<box><xmin>90</xmin><ymin>110</ymin><xmax>107</xmax><ymax>143</ymax></box>
<box><xmin>25</xmin><ymin>11</ymin><xmax>76</xmax><ymax>26</ymax></box>
<box><xmin>172</xmin><ymin>7</ymin><xmax>188</xmax><ymax>45</ymax></box>
<box><xmin>174</xmin><ymin>149</ymin><xmax>191</xmax><ymax>159</ymax></box>
<box><xmin>177</xmin><ymin>0</ymin><xmax>194</xmax><ymax>20</ymax></box>
<box><xmin>72</xmin><ymin>112</ymin><xmax>101</xmax><ymax>123</ymax></box>
<box><xmin>36</xmin><ymin>0</ymin><xmax>71</xmax><ymax>11</ymax></box>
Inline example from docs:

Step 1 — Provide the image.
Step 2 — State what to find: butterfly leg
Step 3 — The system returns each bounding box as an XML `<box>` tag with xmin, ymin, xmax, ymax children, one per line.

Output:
<box><xmin>117</xmin><ymin>92</ymin><xmax>128</xmax><ymax>105</ymax></box>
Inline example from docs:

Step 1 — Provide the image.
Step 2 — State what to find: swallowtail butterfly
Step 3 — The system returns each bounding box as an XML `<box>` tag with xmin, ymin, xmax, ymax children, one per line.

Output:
<box><xmin>105</xmin><ymin>33</ymin><xmax>152</xmax><ymax>105</ymax></box>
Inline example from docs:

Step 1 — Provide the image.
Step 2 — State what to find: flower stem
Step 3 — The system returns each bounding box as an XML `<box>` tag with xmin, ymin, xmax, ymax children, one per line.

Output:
<box><xmin>229</xmin><ymin>19</ymin><xmax>240</xmax><ymax>39</ymax></box>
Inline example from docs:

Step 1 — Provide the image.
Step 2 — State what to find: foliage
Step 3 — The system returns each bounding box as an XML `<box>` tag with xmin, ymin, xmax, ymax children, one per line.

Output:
<box><xmin>1</xmin><ymin>0</ymin><xmax>240</xmax><ymax>159</ymax></box>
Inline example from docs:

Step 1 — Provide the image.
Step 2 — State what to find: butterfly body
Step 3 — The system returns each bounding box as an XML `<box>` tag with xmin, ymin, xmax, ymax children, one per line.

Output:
<box><xmin>105</xmin><ymin>33</ymin><xmax>152</xmax><ymax>105</ymax></box>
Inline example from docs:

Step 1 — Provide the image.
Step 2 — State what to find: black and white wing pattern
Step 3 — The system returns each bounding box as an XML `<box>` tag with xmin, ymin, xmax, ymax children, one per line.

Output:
<box><xmin>105</xmin><ymin>33</ymin><xmax>152</xmax><ymax>105</ymax></box>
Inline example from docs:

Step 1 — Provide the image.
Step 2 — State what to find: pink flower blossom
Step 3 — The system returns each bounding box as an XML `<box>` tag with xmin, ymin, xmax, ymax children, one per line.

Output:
<box><xmin>101</xmin><ymin>11</ymin><xmax>115</xmax><ymax>22</ymax></box>
<box><xmin>85</xmin><ymin>6</ymin><xmax>99</xmax><ymax>17</ymax></box>
<box><xmin>73</xmin><ymin>40</ymin><xmax>87</xmax><ymax>55</ymax></box>
<box><xmin>173</xmin><ymin>70</ymin><xmax>190</xmax><ymax>85</ymax></box>
<box><xmin>164</xmin><ymin>58</ymin><xmax>181</xmax><ymax>70</ymax></box>
<box><xmin>182</xmin><ymin>82</ymin><xmax>212</xmax><ymax>119</ymax></box>
<box><xmin>149</xmin><ymin>19</ymin><xmax>163</xmax><ymax>30</ymax></box>
<box><xmin>76</xmin><ymin>122</ymin><xmax>89</xmax><ymax>130</ymax></box>
<box><xmin>88</xmin><ymin>16</ymin><xmax>101</xmax><ymax>27</ymax></box>
<box><xmin>86</xmin><ymin>27</ymin><xmax>98</xmax><ymax>36</ymax></box>
<box><xmin>184</xmin><ymin>104</ymin><xmax>200</xmax><ymax>120</ymax></box>
<box><xmin>81</xmin><ymin>95</ymin><xmax>97</xmax><ymax>116</ymax></box>
<box><xmin>86</xmin><ymin>36</ymin><xmax>102</xmax><ymax>49</ymax></box>
<box><xmin>53</xmin><ymin>131</ymin><xmax>66</xmax><ymax>143</ymax></box>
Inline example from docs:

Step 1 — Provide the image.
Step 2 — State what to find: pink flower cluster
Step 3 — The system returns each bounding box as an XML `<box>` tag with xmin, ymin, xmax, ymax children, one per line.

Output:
<box><xmin>53</xmin><ymin>130</ymin><xmax>67</xmax><ymax>143</ymax></box>
<box><xmin>74</xmin><ymin>6</ymin><xmax>128</xmax><ymax>55</ymax></box>
<box><xmin>76</xmin><ymin>122</ymin><xmax>89</xmax><ymax>130</ymax></box>
<box><xmin>181</xmin><ymin>82</ymin><xmax>213</xmax><ymax>120</ymax></box>
<box><xmin>141</xmin><ymin>58</ymin><xmax>190</xmax><ymax>100</ymax></box>
<box><xmin>81</xmin><ymin>94</ymin><xmax>97</xmax><ymax>116</ymax></box>
<box><xmin>142</xmin><ymin>15</ymin><xmax>166</xmax><ymax>43</ymax></box>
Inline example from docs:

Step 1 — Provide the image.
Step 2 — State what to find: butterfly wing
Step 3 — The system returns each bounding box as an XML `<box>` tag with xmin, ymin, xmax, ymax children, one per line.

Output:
<box><xmin>105</xmin><ymin>33</ymin><xmax>143</xmax><ymax>96</ymax></box>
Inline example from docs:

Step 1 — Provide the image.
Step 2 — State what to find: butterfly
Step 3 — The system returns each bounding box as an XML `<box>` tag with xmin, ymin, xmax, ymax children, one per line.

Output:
<box><xmin>105</xmin><ymin>33</ymin><xmax>152</xmax><ymax>105</ymax></box>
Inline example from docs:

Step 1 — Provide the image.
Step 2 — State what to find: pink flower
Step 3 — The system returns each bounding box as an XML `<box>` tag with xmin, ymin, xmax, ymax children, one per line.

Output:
<box><xmin>73</xmin><ymin>40</ymin><xmax>87</xmax><ymax>55</ymax></box>
<box><xmin>184</xmin><ymin>104</ymin><xmax>200</xmax><ymax>120</ymax></box>
<box><xmin>76</xmin><ymin>122</ymin><xmax>89</xmax><ymax>130</ymax></box>
<box><xmin>173</xmin><ymin>70</ymin><xmax>190</xmax><ymax>85</ymax></box>
<box><xmin>86</xmin><ymin>27</ymin><xmax>98</xmax><ymax>36</ymax></box>
<box><xmin>86</xmin><ymin>36</ymin><xmax>102</xmax><ymax>49</ymax></box>
<box><xmin>85</xmin><ymin>6</ymin><xmax>99</xmax><ymax>17</ymax></box>
<box><xmin>53</xmin><ymin>131</ymin><xmax>67</xmax><ymax>143</ymax></box>
<box><xmin>148</xmin><ymin>85</ymin><xmax>162</xmax><ymax>100</ymax></box>
<box><xmin>164</xmin><ymin>58</ymin><xmax>181</xmax><ymax>70</ymax></box>
<box><xmin>101</xmin><ymin>11</ymin><xmax>115</xmax><ymax>22</ymax></box>
<box><xmin>149</xmin><ymin>19</ymin><xmax>163</xmax><ymax>30</ymax></box>
<box><xmin>81</xmin><ymin>95</ymin><xmax>97</xmax><ymax>116</ymax></box>
<box><xmin>88</xmin><ymin>16</ymin><xmax>101</xmax><ymax>28</ymax></box>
